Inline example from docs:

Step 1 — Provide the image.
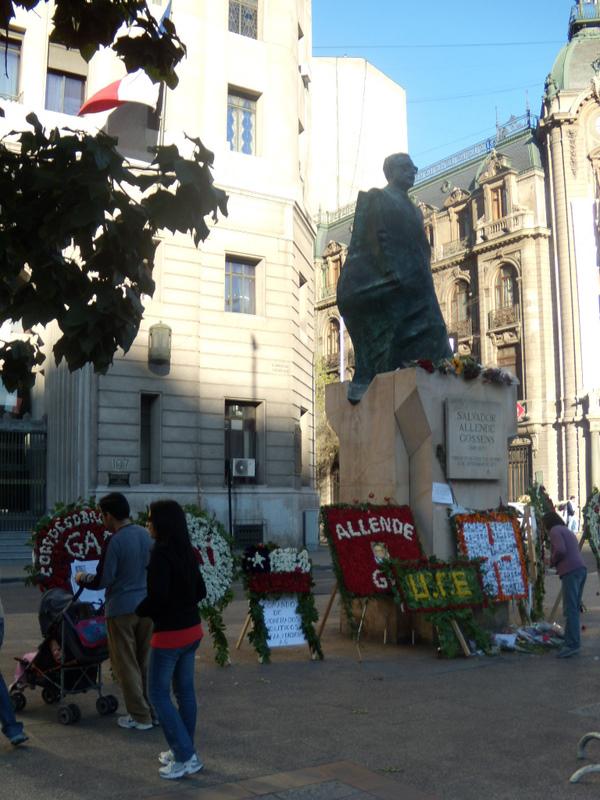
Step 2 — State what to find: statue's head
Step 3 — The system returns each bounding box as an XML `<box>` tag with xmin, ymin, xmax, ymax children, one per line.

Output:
<box><xmin>383</xmin><ymin>153</ymin><xmax>417</xmax><ymax>189</ymax></box>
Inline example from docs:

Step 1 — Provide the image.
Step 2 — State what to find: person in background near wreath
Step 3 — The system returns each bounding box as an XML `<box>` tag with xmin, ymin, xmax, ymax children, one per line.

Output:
<box><xmin>75</xmin><ymin>492</ymin><xmax>155</xmax><ymax>730</ymax></box>
<box><xmin>0</xmin><ymin>589</ymin><xmax>28</xmax><ymax>746</ymax></box>
<box><xmin>543</xmin><ymin>511</ymin><xmax>587</xmax><ymax>658</ymax></box>
<box><xmin>567</xmin><ymin>495</ymin><xmax>579</xmax><ymax>534</ymax></box>
<box><xmin>136</xmin><ymin>500</ymin><xmax>206</xmax><ymax>780</ymax></box>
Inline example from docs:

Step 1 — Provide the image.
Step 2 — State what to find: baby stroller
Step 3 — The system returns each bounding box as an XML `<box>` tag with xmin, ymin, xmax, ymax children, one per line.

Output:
<box><xmin>9</xmin><ymin>585</ymin><xmax>119</xmax><ymax>725</ymax></box>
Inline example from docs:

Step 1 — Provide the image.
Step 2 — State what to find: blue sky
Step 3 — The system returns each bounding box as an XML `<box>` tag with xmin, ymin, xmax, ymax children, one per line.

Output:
<box><xmin>312</xmin><ymin>1</ymin><xmax>570</xmax><ymax>168</ymax></box>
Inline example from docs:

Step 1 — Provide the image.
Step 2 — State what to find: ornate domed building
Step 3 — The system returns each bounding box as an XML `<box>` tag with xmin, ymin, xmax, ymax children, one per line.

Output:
<box><xmin>537</xmin><ymin>0</ymin><xmax>600</xmax><ymax>507</ymax></box>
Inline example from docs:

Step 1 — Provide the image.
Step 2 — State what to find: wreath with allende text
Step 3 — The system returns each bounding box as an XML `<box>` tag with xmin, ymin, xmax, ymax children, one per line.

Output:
<box><xmin>27</xmin><ymin>500</ymin><xmax>111</xmax><ymax>591</ymax></box>
<box><xmin>241</xmin><ymin>543</ymin><xmax>323</xmax><ymax>664</ymax></box>
<box><xmin>320</xmin><ymin>502</ymin><xmax>423</xmax><ymax>636</ymax></box>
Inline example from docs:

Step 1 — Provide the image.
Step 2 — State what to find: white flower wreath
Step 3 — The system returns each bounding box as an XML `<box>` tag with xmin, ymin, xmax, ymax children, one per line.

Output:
<box><xmin>269</xmin><ymin>547</ymin><xmax>311</xmax><ymax>574</ymax></box>
<box><xmin>186</xmin><ymin>512</ymin><xmax>234</xmax><ymax>608</ymax></box>
<box><xmin>584</xmin><ymin>491</ymin><xmax>600</xmax><ymax>553</ymax></box>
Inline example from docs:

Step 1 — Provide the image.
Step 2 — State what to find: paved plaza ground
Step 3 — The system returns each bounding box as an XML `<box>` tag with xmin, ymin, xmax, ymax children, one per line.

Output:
<box><xmin>2</xmin><ymin>547</ymin><xmax>600</xmax><ymax>799</ymax></box>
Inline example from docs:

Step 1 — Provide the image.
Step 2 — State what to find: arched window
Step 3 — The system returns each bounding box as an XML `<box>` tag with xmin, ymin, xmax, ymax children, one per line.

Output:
<box><xmin>495</xmin><ymin>265</ymin><xmax>518</xmax><ymax>309</ymax></box>
<box><xmin>450</xmin><ymin>280</ymin><xmax>469</xmax><ymax>325</ymax></box>
<box><xmin>326</xmin><ymin>318</ymin><xmax>340</xmax><ymax>356</ymax></box>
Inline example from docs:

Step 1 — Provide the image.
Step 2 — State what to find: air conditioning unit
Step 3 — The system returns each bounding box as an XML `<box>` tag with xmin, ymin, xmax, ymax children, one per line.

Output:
<box><xmin>232</xmin><ymin>458</ymin><xmax>256</xmax><ymax>478</ymax></box>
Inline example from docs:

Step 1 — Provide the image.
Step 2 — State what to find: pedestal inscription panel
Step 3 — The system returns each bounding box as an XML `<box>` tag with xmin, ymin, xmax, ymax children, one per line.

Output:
<box><xmin>445</xmin><ymin>399</ymin><xmax>505</xmax><ymax>479</ymax></box>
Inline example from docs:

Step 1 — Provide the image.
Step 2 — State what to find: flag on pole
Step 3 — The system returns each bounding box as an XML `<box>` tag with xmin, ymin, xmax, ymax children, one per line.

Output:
<box><xmin>78</xmin><ymin>71</ymin><xmax>160</xmax><ymax>115</ymax></box>
<box><xmin>78</xmin><ymin>2</ymin><xmax>171</xmax><ymax>116</ymax></box>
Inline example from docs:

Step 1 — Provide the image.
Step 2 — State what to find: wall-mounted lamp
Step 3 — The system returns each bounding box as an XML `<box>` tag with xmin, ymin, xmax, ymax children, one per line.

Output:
<box><xmin>148</xmin><ymin>322</ymin><xmax>172</xmax><ymax>365</ymax></box>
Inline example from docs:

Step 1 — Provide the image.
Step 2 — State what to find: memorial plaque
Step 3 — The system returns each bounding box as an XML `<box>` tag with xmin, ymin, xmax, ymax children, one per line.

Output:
<box><xmin>445</xmin><ymin>399</ymin><xmax>505</xmax><ymax>480</ymax></box>
<box><xmin>259</xmin><ymin>596</ymin><xmax>306</xmax><ymax>648</ymax></box>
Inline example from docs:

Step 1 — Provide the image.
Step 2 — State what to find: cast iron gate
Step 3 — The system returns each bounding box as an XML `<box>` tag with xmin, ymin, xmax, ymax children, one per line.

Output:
<box><xmin>508</xmin><ymin>436</ymin><xmax>532</xmax><ymax>502</ymax></box>
<box><xmin>0</xmin><ymin>418</ymin><xmax>47</xmax><ymax>532</ymax></box>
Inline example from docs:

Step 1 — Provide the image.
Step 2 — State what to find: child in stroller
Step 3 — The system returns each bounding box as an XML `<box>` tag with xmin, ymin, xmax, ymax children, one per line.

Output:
<box><xmin>9</xmin><ymin>586</ymin><xmax>119</xmax><ymax>725</ymax></box>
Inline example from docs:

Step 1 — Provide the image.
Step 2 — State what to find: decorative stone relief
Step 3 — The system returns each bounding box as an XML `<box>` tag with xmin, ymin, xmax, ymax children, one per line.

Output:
<box><xmin>592</xmin><ymin>58</ymin><xmax>600</xmax><ymax>102</ymax></box>
<box><xmin>477</xmin><ymin>150</ymin><xmax>512</xmax><ymax>184</ymax></box>
<box><xmin>568</xmin><ymin>126</ymin><xmax>578</xmax><ymax>176</ymax></box>
<box><xmin>443</xmin><ymin>187</ymin><xmax>471</xmax><ymax>208</ymax></box>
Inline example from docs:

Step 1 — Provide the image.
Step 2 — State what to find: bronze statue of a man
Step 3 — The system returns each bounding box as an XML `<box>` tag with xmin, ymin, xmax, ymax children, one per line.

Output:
<box><xmin>337</xmin><ymin>153</ymin><xmax>452</xmax><ymax>403</ymax></box>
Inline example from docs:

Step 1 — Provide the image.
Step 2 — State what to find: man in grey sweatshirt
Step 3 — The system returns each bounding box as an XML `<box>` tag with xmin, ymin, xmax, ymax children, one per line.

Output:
<box><xmin>76</xmin><ymin>492</ymin><xmax>154</xmax><ymax>729</ymax></box>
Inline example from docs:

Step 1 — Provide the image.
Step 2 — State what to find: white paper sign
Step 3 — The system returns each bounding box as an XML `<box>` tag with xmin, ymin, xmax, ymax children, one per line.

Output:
<box><xmin>70</xmin><ymin>560</ymin><xmax>105</xmax><ymax>606</ymax></box>
<box><xmin>432</xmin><ymin>482</ymin><xmax>454</xmax><ymax>505</ymax></box>
<box><xmin>260</xmin><ymin>596</ymin><xmax>306</xmax><ymax>648</ymax></box>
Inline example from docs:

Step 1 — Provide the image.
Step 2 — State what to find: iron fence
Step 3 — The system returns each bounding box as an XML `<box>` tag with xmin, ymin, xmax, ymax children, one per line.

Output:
<box><xmin>0</xmin><ymin>420</ymin><xmax>46</xmax><ymax>533</ymax></box>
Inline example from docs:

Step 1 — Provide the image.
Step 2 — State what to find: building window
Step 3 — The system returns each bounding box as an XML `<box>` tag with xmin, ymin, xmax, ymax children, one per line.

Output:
<box><xmin>225</xmin><ymin>257</ymin><xmax>256</xmax><ymax>314</ymax></box>
<box><xmin>495</xmin><ymin>265</ymin><xmax>518</xmax><ymax>309</ymax></box>
<box><xmin>326</xmin><ymin>318</ymin><xmax>340</xmax><ymax>356</ymax></box>
<box><xmin>227</xmin><ymin>90</ymin><xmax>257</xmax><ymax>154</ymax></box>
<box><xmin>45</xmin><ymin>70</ymin><xmax>85</xmax><ymax>115</ymax></box>
<box><xmin>457</xmin><ymin>207</ymin><xmax>470</xmax><ymax>240</ymax></box>
<box><xmin>0</xmin><ymin>40</ymin><xmax>20</xmax><ymax>100</ymax></box>
<box><xmin>140</xmin><ymin>393</ymin><xmax>161</xmax><ymax>484</ymax></box>
<box><xmin>451</xmin><ymin>281</ymin><xmax>470</xmax><ymax>325</ymax></box>
<box><xmin>490</xmin><ymin>186</ymin><xmax>506</xmax><ymax>221</ymax></box>
<box><xmin>228</xmin><ymin>0</ymin><xmax>258</xmax><ymax>38</ymax></box>
<box><xmin>225</xmin><ymin>400</ymin><xmax>257</xmax><ymax>482</ymax></box>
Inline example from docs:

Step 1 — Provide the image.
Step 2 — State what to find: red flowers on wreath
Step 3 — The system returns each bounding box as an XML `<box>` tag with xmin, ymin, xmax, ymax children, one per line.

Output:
<box><xmin>32</xmin><ymin>503</ymin><xmax>111</xmax><ymax>592</ymax></box>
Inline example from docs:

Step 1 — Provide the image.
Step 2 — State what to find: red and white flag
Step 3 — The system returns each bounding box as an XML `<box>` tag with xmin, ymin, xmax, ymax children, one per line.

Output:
<box><xmin>78</xmin><ymin>70</ymin><xmax>160</xmax><ymax>115</ymax></box>
<box><xmin>78</xmin><ymin>2</ymin><xmax>171</xmax><ymax>116</ymax></box>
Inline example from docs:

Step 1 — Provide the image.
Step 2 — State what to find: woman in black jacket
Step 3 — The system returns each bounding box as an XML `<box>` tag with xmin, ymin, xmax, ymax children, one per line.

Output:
<box><xmin>136</xmin><ymin>500</ymin><xmax>206</xmax><ymax>780</ymax></box>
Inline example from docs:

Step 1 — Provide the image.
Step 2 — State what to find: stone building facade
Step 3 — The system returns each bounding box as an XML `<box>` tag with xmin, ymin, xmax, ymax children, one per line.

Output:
<box><xmin>315</xmin><ymin>3</ymin><xmax>600</xmax><ymax>507</ymax></box>
<box><xmin>0</xmin><ymin>0</ymin><xmax>320</xmax><ymax>547</ymax></box>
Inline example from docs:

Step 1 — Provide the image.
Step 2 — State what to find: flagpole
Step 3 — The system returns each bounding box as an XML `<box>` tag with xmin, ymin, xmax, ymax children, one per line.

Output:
<box><xmin>157</xmin><ymin>0</ymin><xmax>171</xmax><ymax>146</ymax></box>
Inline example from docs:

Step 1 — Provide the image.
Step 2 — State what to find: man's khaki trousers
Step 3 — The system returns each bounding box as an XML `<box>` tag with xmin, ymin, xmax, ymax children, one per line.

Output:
<box><xmin>107</xmin><ymin>614</ymin><xmax>153</xmax><ymax>724</ymax></box>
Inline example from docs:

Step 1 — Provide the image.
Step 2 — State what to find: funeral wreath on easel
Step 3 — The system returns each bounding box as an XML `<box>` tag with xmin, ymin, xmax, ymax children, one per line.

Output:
<box><xmin>239</xmin><ymin>543</ymin><xmax>323</xmax><ymax>663</ymax></box>
<box><xmin>28</xmin><ymin>500</ymin><xmax>111</xmax><ymax>591</ymax></box>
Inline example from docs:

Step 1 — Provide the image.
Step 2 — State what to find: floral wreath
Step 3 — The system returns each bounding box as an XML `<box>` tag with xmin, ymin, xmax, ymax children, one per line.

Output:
<box><xmin>583</xmin><ymin>489</ymin><xmax>600</xmax><ymax>565</ymax></box>
<box><xmin>450</xmin><ymin>510</ymin><xmax>528</xmax><ymax>602</ymax></box>
<box><xmin>28</xmin><ymin>500</ymin><xmax>110</xmax><ymax>591</ymax></box>
<box><xmin>412</xmin><ymin>356</ymin><xmax>516</xmax><ymax>386</ymax></box>
<box><xmin>184</xmin><ymin>505</ymin><xmax>235</xmax><ymax>667</ymax></box>
<box><xmin>241</xmin><ymin>543</ymin><xmax>323</xmax><ymax>663</ymax></box>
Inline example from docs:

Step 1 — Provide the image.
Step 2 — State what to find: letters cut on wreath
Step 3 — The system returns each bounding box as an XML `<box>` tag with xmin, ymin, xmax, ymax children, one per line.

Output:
<box><xmin>30</xmin><ymin>502</ymin><xmax>111</xmax><ymax>592</ymax></box>
<box><xmin>320</xmin><ymin>504</ymin><xmax>423</xmax><ymax>597</ymax></box>
<box><xmin>451</xmin><ymin>511</ymin><xmax>528</xmax><ymax>601</ymax></box>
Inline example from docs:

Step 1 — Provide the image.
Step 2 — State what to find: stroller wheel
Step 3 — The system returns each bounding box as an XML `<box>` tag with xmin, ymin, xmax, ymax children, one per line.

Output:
<box><xmin>58</xmin><ymin>704</ymin><xmax>81</xmax><ymax>725</ymax></box>
<box><xmin>106</xmin><ymin>695</ymin><xmax>118</xmax><ymax>713</ymax></box>
<box><xmin>96</xmin><ymin>696</ymin><xmax>112</xmax><ymax>716</ymax></box>
<box><xmin>42</xmin><ymin>687</ymin><xmax>60</xmax><ymax>705</ymax></box>
<box><xmin>10</xmin><ymin>692</ymin><xmax>26</xmax><ymax>712</ymax></box>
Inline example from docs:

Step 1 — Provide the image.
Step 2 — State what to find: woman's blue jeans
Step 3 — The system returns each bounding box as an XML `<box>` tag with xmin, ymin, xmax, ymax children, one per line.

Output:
<box><xmin>0</xmin><ymin>618</ymin><xmax>24</xmax><ymax>741</ymax></box>
<box><xmin>148</xmin><ymin>640</ymin><xmax>200</xmax><ymax>763</ymax></box>
<box><xmin>562</xmin><ymin>566</ymin><xmax>587</xmax><ymax>650</ymax></box>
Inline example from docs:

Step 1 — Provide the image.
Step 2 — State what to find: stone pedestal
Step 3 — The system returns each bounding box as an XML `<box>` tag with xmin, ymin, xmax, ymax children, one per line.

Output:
<box><xmin>326</xmin><ymin>368</ymin><xmax>517</xmax><ymax>559</ymax></box>
<box><xmin>326</xmin><ymin>368</ymin><xmax>517</xmax><ymax>642</ymax></box>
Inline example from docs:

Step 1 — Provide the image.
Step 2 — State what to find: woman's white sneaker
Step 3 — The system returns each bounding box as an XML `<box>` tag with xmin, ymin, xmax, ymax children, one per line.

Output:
<box><xmin>158</xmin><ymin>749</ymin><xmax>174</xmax><ymax>766</ymax></box>
<box><xmin>159</xmin><ymin>760</ymin><xmax>187</xmax><ymax>780</ymax></box>
<box><xmin>184</xmin><ymin>754</ymin><xmax>204</xmax><ymax>775</ymax></box>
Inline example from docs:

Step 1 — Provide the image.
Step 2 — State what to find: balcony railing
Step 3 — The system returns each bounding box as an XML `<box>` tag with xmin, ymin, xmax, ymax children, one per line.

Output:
<box><xmin>448</xmin><ymin>319</ymin><xmax>473</xmax><ymax>340</ymax></box>
<box><xmin>414</xmin><ymin>112</ymin><xmax>538</xmax><ymax>185</ymax></box>
<box><xmin>319</xmin><ymin>283</ymin><xmax>337</xmax><ymax>302</ymax></box>
<box><xmin>569</xmin><ymin>3</ymin><xmax>600</xmax><ymax>37</ymax></box>
<box><xmin>488</xmin><ymin>304</ymin><xmax>520</xmax><ymax>330</ymax></box>
<box><xmin>476</xmin><ymin>211</ymin><xmax>534</xmax><ymax>243</ymax></box>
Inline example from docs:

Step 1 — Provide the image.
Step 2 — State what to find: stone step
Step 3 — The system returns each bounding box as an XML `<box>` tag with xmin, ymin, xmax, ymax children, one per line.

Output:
<box><xmin>0</xmin><ymin>532</ymin><xmax>32</xmax><ymax>562</ymax></box>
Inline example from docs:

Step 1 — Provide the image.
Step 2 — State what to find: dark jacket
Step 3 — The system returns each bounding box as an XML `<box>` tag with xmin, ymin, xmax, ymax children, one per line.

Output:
<box><xmin>136</xmin><ymin>543</ymin><xmax>206</xmax><ymax>632</ymax></box>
